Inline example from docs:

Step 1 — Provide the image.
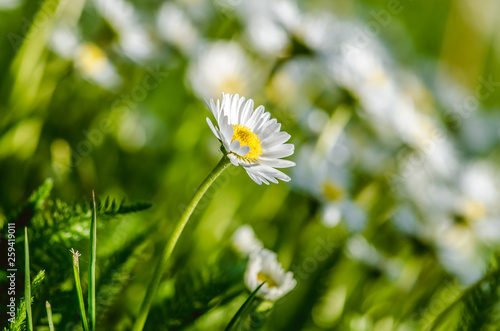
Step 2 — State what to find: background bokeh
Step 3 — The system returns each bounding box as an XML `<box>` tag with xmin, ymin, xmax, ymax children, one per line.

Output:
<box><xmin>1</xmin><ymin>0</ymin><xmax>500</xmax><ymax>330</ymax></box>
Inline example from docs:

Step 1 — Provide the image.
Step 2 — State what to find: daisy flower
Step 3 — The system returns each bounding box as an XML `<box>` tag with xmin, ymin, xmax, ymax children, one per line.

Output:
<box><xmin>205</xmin><ymin>93</ymin><xmax>295</xmax><ymax>185</ymax></box>
<box><xmin>245</xmin><ymin>249</ymin><xmax>297</xmax><ymax>301</ymax></box>
<box><xmin>231</xmin><ymin>225</ymin><xmax>263</xmax><ymax>257</ymax></box>
<box><xmin>188</xmin><ymin>42</ymin><xmax>260</xmax><ymax>98</ymax></box>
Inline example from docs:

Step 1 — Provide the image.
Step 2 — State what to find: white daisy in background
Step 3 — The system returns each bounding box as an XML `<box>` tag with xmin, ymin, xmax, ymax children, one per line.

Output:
<box><xmin>49</xmin><ymin>26</ymin><xmax>121</xmax><ymax>90</ymax></box>
<box><xmin>157</xmin><ymin>2</ymin><xmax>199</xmax><ymax>55</ymax></box>
<box><xmin>74</xmin><ymin>42</ymin><xmax>121</xmax><ymax>89</ymax></box>
<box><xmin>92</xmin><ymin>0</ymin><xmax>155</xmax><ymax>62</ymax></box>
<box><xmin>231</xmin><ymin>225</ymin><xmax>263</xmax><ymax>257</ymax></box>
<box><xmin>205</xmin><ymin>93</ymin><xmax>295</xmax><ymax>185</ymax></box>
<box><xmin>187</xmin><ymin>41</ymin><xmax>261</xmax><ymax>99</ymax></box>
<box><xmin>245</xmin><ymin>249</ymin><xmax>296</xmax><ymax>301</ymax></box>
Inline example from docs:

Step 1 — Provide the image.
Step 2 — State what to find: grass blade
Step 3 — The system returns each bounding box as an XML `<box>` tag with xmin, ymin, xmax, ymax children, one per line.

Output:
<box><xmin>24</xmin><ymin>227</ymin><xmax>33</xmax><ymax>331</ymax></box>
<box><xmin>225</xmin><ymin>282</ymin><xmax>265</xmax><ymax>331</ymax></box>
<box><xmin>46</xmin><ymin>301</ymin><xmax>54</xmax><ymax>331</ymax></box>
<box><xmin>72</xmin><ymin>248</ymin><xmax>89</xmax><ymax>331</ymax></box>
<box><xmin>89</xmin><ymin>190</ymin><xmax>97</xmax><ymax>331</ymax></box>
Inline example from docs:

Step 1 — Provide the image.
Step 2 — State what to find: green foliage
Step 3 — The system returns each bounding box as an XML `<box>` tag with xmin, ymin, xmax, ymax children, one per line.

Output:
<box><xmin>225</xmin><ymin>282</ymin><xmax>265</xmax><ymax>331</ymax></box>
<box><xmin>1</xmin><ymin>181</ymin><xmax>152</xmax><ymax>330</ymax></box>
<box><xmin>5</xmin><ymin>270</ymin><xmax>45</xmax><ymax>331</ymax></box>
<box><xmin>10</xmin><ymin>179</ymin><xmax>152</xmax><ymax>248</ymax></box>
<box><xmin>428</xmin><ymin>261</ymin><xmax>500</xmax><ymax>331</ymax></box>
<box><xmin>459</xmin><ymin>268</ymin><xmax>500</xmax><ymax>330</ymax></box>
<box><xmin>27</xmin><ymin>179</ymin><xmax>53</xmax><ymax>210</ymax></box>
<box><xmin>96</xmin><ymin>196</ymin><xmax>153</xmax><ymax>217</ymax></box>
<box><xmin>95</xmin><ymin>229</ymin><xmax>152</xmax><ymax>324</ymax></box>
<box><xmin>147</xmin><ymin>248</ymin><xmax>246</xmax><ymax>330</ymax></box>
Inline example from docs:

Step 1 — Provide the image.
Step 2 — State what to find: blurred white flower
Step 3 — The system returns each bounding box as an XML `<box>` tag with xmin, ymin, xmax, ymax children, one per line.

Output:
<box><xmin>245</xmin><ymin>249</ymin><xmax>296</xmax><ymax>301</ymax></box>
<box><xmin>188</xmin><ymin>41</ymin><xmax>260</xmax><ymax>98</ymax></box>
<box><xmin>232</xmin><ymin>225</ymin><xmax>263</xmax><ymax>256</ymax></box>
<box><xmin>50</xmin><ymin>25</ymin><xmax>80</xmax><ymax>59</ymax></box>
<box><xmin>0</xmin><ymin>0</ymin><xmax>20</xmax><ymax>10</ymax></box>
<box><xmin>292</xmin><ymin>143</ymin><xmax>367</xmax><ymax>231</ymax></box>
<box><xmin>457</xmin><ymin>161</ymin><xmax>500</xmax><ymax>244</ymax></box>
<box><xmin>50</xmin><ymin>25</ymin><xmax>121</xmax><ymax>89</ymax></box>
<box><xmin>206</xmin><ymin>93</ymin><xmax>295</xmax><ymax>185</ymax></box>
<box><xmin>221</xmin><ymin>0</ymin><xmax>298</xmax><ymax>56</ymax></box>
<box><xmin>460</xmin><ymin>162</ymin><xmax>498</xmax><ymax>208</ymax></box>
<box><xmin>93</xmin><ymin>0</ymin><xmax>155</xmax><ymax>62</ymax></box>
<box><xmin>246</xmin><ymin>16</ymin><xmax>289</xmax><ymax>56</ymax></box>
<box><xmin>295</xmin><ymin>12</ymin><xmax>337</xmax><ymax>52</ymax></box>
<box><xmin>330</xmin><ymin>40</ymin><xmax>398</xmax><ymax>120</ymax></box>
<box><xmin>271</xmin><ymin>0</ymin><xmax>302</xmax><ymax>32</ymax></box>
<box><xmin>437</xmin><ymin>221</ymin><xmax>484</xmax><ymax>284</ymax></box>
<box><xmin>74</xmin><ymin>42</ymin><xmax>121</xmax><ymax>89</ymax></box>
<box><xmin>266</xmin><ymin>57</ymin><xmax>319</xmax><ymax>115</ymax></box>
<box><xmin>157</xmin><ymin>3</ymin><xmax>199</xmax><ymax>54</ymax></box>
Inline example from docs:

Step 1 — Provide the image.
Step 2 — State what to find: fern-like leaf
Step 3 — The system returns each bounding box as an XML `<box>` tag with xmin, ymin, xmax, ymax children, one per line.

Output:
<box><xmin>458</xmin><ymin>267</ymin><xmax>500</xmax><ymax>330</ymax></box>
<box><xmin>427</xmin><ymin>261</ymin><xmax>500</xmax><ymax>331</ymax></box>
<box><xmin>7</xmin><ymin>270</ymin><xmax>45</xmax><ymax>331</ymax></box>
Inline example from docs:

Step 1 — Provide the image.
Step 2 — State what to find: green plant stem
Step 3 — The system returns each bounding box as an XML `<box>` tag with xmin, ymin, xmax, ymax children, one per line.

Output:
<box><xmin>89</xmin><ymin>190</ymin><xmax>97</xmax><ymax>331</ymax></box>
<box><xmin>132</xmin><ymin>156</ymin><xmax>232</xmax><ymax>331</ymax></box>
<box><xmin>46</xmin><ymin>301</ymin><xmax>54</xmax><ymax>331</ymax></box>
<box><xmin>72</xmin><ymin>249</ymin><xmax>89</xmax><ymax>331</ymax></box>
<box><xmin>25</xmin><ymin>227</ymin><xmax>33</xmax><ymax>331</ymax></box>
<box><xmin>225</xmin><ymin>282</ymin><xmax>266</xmax><ymax>331</ymax></box>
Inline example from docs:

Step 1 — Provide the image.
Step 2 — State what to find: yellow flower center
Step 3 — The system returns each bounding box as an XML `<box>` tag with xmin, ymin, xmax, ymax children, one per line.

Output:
<box><xmin>231</xmin><ymin>124</ymin><xmax>262</xmax><ymax>161</ymax></box>
<box><xmin>257</xmin><ymin>272</ymin><xmax>278</xmax><ymax>288</ymax></box>
<box><xmin>322</xmin><ymin>181</ymin><xmax>343</xmax><ymax>201</ymax></box>
<box><xmin>462</xmin><ymin>199</ymin><xmax>486</xmax><ymax>221</ymax></box>
<box><xmin>77</xmin><ymin>43</ymin><xmax>108</xmax><ymax>76</ymax></box>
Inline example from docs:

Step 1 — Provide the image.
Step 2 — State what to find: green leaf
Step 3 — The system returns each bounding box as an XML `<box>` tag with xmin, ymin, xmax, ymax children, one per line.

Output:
<box><xmin>8</xmin><ymin>270</ymin><xmax>45</xmax><ymax>331</ymax></box>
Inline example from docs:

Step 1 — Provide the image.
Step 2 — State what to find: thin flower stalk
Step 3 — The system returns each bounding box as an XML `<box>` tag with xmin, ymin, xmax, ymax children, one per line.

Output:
<box><xmin>133</xmin><ymin>156</ymin><xmax>231</xmax><ymax>330</ymax></box>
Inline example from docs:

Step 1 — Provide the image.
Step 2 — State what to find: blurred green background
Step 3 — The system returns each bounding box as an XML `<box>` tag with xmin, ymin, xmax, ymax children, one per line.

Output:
<box><xmin>1</xmin><ymin>0</ymin><xmax>500</xmax><ymax>330</ymax></box>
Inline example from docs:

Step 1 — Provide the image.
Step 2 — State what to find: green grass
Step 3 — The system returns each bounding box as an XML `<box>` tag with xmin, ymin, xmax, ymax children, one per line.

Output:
<box><xmin>24</xmin><ymin>227</ymin><xmax>33</xmax><ymax>331</ymax></box>
<box><xmin>89</xmin><ymin>190</ymin><xmax>97</xmax><ymax>331</ymax></box>
<box><xmin>71</xmin><ymin>249</ymin><xmax>89</xmax><ymax>331</ymax></box>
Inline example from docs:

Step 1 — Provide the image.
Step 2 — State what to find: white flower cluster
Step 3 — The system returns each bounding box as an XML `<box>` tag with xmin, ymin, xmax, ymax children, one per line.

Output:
<box><xmin>232</xmin><ymin>225</ymin><xmax>297</xmax><ymax>301</ymax></box>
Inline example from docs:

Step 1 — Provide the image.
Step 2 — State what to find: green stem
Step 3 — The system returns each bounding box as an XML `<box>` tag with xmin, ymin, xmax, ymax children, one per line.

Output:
<box><xmin>24</xmin><ymin>227</ymin><xmax>33</xmax><ymax>331</ymax></box>
<box><xmin>132</xmin><ymin>156</ymin><xmax>232</xmax><ymax>331</ymax></box>
<box><xmin>72</xmin><ymin>249</ymin><xmax>89</xmax><ymax>331</ymax></box>
<box><xmin>89</xmin><ymin>190</ymin><xmax>97</xmax><ymax>331</ymax></box>
<box><xmin>46</xmin><ymin>301</ymin><xmax>54</xmax><ymax>331</ymax></box>
<box><xmin>225</xmin><ymin>282</ymin><xmax>265</xmax><ymax>331</ymax></box>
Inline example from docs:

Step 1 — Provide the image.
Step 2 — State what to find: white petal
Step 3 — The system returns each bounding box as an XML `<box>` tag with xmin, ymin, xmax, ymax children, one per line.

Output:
<box><xmin>239</xmin><ymin>145</ymin><xmax>251</xmax><ymax>156</ymax></box>
<box><xmin>259</xmin><ymin>171</ymin><xmax>279</xmax><ymax>184</ymax></box>
<box><xmin>230</xmin><ymin>139</ymin><xmax>241</xmax><ymax>153</ymax></box>
<box><xmin>249</xmin><ymin>164</ymin><xmax>291</xmax><ymax>183</ymax></box>
<box><xmin>255</xmin><ymin>118</ymin><xmax>277</xmax><ymax>136</ymax></box>
<box><xmin>236</xmin><ymin>96</ymin><xmax>246</xmax><ymax>123</ymax></box>
<box><xmin>245</xmin><ymin>105</ymin><xmax>265</xmax><ymax>129</ymax></box>
<box><xmin>262</xmin><ymin>144</ymin><xmax>294</xmax><ymax>159</ymax></box>
<box><xmin>220</xmin><ymin>116</ymin><xmax>233</xmax><ymax>143</ymax></box>
<box><xmin>227</xmin><ymin>153</ymin><xmax>239</xmax><ymax>166</ymax></box>
<box><xmin>257</xmin><ymin>120</ymin><xmax>280</xmax><ymax>138</ymax></box>
<box><xmin>240</xmin><ymin>99</ymin><xmax>254</xmax><ymax>124</ymax></box>
<box><xmin>259</xmin><ymin>158</ymin><xmax>296</xmax><ymax>168</ymax></box>
<box><xmin>230</xmin><ymin>94</ymin><xmax>240</xmax><ymax>124</ymax></box>
<box><xmin>261</xmin><ymin>132</ymin><xmax>291</xmax><ymax>148</ymax></box>
<box><xmin>216</xmin><ymin>98</ymin><xmax>223</xmax><ymax>123</ymax></box>
<box><xmin>253</xmin><ymin>112</ymin><xmax>271</xmax><ymax>132</ymax></box>
<box><xmin>246</xmin><ymin>170</ymin><xmax>263</xmax><ymax>185</ymax></box>
<box><xmin>245</xmin><ymin>167</ymin><xmax>272</xmax><ymax>185</ymax></box>
<box><xmin>206</xmin><ymin>117</ymin><xmax>220</xmax><ymax>139</ymax></box>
